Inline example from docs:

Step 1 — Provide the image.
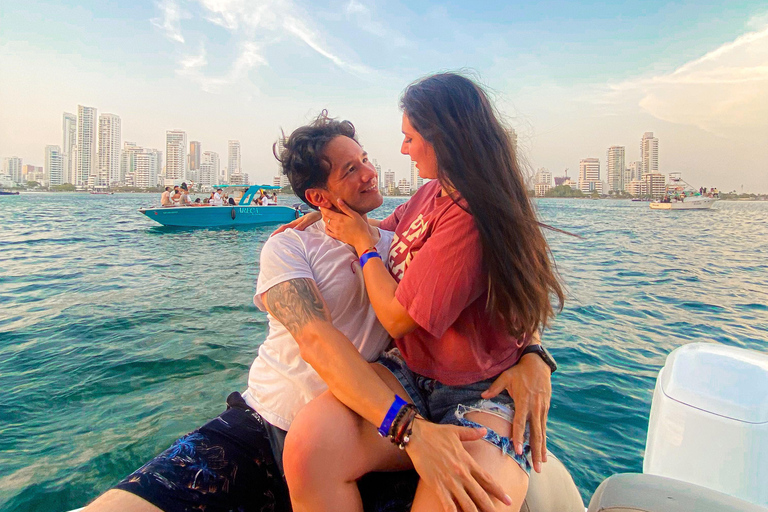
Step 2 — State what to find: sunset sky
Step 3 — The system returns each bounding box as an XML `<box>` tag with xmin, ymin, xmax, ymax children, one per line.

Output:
<box><xmin>1</xmin><ymin>0</ymin><xmax>766</xmax><ymax>191</ymax></box>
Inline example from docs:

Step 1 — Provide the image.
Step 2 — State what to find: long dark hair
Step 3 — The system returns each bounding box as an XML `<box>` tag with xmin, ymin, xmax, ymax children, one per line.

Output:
<box><xmin>400</xmin><ymin>72</ymin><xmax>564</xmax><ymax>339</ymax></box>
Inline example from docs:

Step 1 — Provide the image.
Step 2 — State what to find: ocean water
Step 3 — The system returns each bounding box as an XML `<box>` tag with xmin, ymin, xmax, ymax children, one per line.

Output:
<box><xmin>1</xmin><ymin>193</ymin><xmax>767</xmax><ymax>511</ymax></box>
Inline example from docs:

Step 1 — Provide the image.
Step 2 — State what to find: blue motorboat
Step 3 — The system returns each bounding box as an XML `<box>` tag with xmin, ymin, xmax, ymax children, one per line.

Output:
<box><xmin>139</xmin><ymin>185</ymin><xmax>301</xmax><ymax>227</ymax></box>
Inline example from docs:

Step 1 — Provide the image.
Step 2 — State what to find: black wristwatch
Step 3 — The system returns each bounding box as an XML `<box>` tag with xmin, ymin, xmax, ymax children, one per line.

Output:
<box><xmin>519</xmin><ymin>344</ymin><xmax>557</xmax><ymax>374</ymax></box>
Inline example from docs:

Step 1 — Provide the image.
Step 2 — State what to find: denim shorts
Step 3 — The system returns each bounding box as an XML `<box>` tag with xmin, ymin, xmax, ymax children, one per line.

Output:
<box><xmin>377</xmin><ymin>349</ymin><xmax>532</xmax><ymax>475</ymax></box>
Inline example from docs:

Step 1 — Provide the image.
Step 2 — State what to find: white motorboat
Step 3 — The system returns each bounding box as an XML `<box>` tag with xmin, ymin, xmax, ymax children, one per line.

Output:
<box><xmin>650</xmin><ymin>173</ymin><xmax>720</xmax><ymax>210</ymax></box>
<box><xmin>650</xmin><ymin>195</ymin><xmax>718</xmax><ymax>210</ymax></box>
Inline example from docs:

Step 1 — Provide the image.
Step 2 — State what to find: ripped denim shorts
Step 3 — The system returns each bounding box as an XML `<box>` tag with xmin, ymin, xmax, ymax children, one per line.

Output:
<box><xmin>377</xmin><ymin>348</ymin><xmax>532</xmax><ymax>475</ymax></box>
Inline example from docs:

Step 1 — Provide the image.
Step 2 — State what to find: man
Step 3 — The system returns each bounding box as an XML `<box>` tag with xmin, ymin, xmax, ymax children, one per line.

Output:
<box><xmin>84</xmin><ymin>114</ymin><xmax>412</xmax><ymax>512</ymax></box>
<box><xmin>160</xmin><ymin>186</ymin><xmax>171</xmax><ymax>206</ymax></box>
<box><xmin>84</xmin><ymin>113</ymin><xmax>550</xmax><ymax>512</ymax></box>
<box><xmin>211</xmin><ymin>188</ymin><xmax>224</xmax><ymax>206</ymax></box>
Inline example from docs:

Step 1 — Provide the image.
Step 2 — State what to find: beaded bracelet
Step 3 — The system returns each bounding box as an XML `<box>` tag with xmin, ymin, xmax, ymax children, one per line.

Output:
<box><xmin>390</xmin><ymin>404</ymin><xmax>419</xmax><ymax>449</ymax></box>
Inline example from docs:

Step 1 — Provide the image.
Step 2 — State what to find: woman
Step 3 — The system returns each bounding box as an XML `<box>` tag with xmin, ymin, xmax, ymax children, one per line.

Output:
<box><xmin>283</xmin><ymin>73</ymin><xmax>564</xmax><ymax>512</ymax></box>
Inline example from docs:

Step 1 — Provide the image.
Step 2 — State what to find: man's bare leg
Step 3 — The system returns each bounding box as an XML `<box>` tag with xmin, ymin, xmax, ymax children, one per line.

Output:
<box><xmin>82</xmin><ymin>489</ymin><xmax>162</xmax><ymax>512</ymax></box>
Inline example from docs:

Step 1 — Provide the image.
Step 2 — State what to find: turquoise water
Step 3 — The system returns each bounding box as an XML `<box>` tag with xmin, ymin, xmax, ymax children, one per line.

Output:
<box><xmin>1</xmin><ymin>193</ymin><xmax>767</xmax><ymax>511</ymax></box>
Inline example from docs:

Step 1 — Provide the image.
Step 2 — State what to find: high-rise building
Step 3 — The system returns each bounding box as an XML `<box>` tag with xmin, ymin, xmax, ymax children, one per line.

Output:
<box><xmin>641</xmin><ymin>132</ymin><xmax>659</xmax><ymax>176</ymax></box>
<box><xmin>384</xmin><ymin>170</ymin><xmax>396</xmax><ymax>195</ymax></box>
<box><xmin>62</xmin><ymin>112</ymin><xmax>77</xmax><ymax>184</ymax></box>
<box><xmin>98</xmin><ymin>113</ymin><xmax>121</xmax><ymax>187</ymax></box>
<box><xmin>628</xmin><ymin>161</ymin><xmax>642</xmax><ymax>182</ymax></box>
<box><xmin>121</xmin><ymin>142</ymin><xmax>144</xmax><ymax>186</ymax></box>
<box><xmin>644</xmin><ymin>172</ymin><xmax>666</xmax><ymax>199</ymax></box>
<box><xmin>45</xmin><ymin>145</ymin><xmax>64</xmax><ymax>186</ymax></box>
<box><xmin>165</xmin><ymin>130</ymin><xmax>187</xmax><ymax>181</ymax></box>
<box><xmin>578</xmin><ymin>158</ymin><xmax>602</xmax><ymax>194</ymax></box>
<box><xmin>373</xmin><ymin>159</ymin><xmax>382</xmax><ymax>190</ymax></box>
<box><xmin>606</xmin><ymin>146</ymin><xmax>626</xmax><ymax>192</ymax></box>
<box><xmin>134</xmin><ymin>150</ymin><xmax>160</xmax><ymax>189</ymax></box>
<box><xmin>410</xmin><ymin>161</ymin><xmax>423</xmax><ymax>191</ymax></box>
<box><xmin>228</xmin><ymin>140</ymin><xmax>241</xmax><ymax>182</ymax></box>
<box><xmin>200</xmin><ymin>151</ymin><xmax>220</xmax><ymax>187</ymax></box>
<box><xmin>508</xmin><ymin>128</ymin><xmax>518</xmax><ymax>156</ymax></box>
<box><xmin>534</xmin><ymin>168</ymin><xmax>553</xmax><ymax>197</ymax></box>
<box><xmin>188</xmin><ymin>141</ymin><xmax>201</xmax><ymax>183</ymax></box>
<box><xmin>397</xmin><ymin>178</ymin><xmax>411</xmax><ymax>195</ymax></box>
<box><xmin>3</xmin><ymin>157</ymin><xmax>23</xmax><ymax>183</ymax></box>
<box><xmin>76</xmin><ymin>105</ymin><xmax>97</xmax><ymax>187</ymax></box>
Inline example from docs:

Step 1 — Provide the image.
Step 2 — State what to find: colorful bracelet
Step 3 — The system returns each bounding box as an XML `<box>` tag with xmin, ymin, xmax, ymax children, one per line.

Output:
<box><xmin>359</xmin><ymin>251</ymin><xmax>382</xmax><ymax>268</ymax></box>
<box><xmin>378</xmin><ymin>395</ymin><xmax>407</xmax><ymax>437</ymax></box>
<box><xmin>391</xmin><ymin>406</ymin><xmax>419</xmax><ymax>450</ymax></box>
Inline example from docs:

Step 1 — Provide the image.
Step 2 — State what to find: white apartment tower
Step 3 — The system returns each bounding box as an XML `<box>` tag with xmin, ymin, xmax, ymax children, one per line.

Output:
<box><xmin>62</xmin><ymin>112</ymin><xmax>77</xmax><ymax>184</ymax></box>
<box><xmin>134</xmin><ymin>150</ymin><xmax>160</xmax><ymax>189</ymax></box>
<box><xmin>606</xmin><ymin>146</ymin><xmax>626</xmax><ymax>192</ymax></box>
<box><xmin>410</xmin><ymin>161</ymin><xmax>423</xmax><ymax>191</ymax></box>
<box><xmin>578</xmin><ymin>158</ymin><xmax>602</xmax><ymax>194</ymax></box>
<box><xmin>3</xmin><ymin>157</ymin><xmax>23</xmax><ymax>183</ymax></box>
<box><xmin>228</xmin><ymin>140</ymin><xmax>241</xmax><ymax>182</ymax></box>
<box><xmin>641</xmin><ymin>132</ymin><xmax>659</xmax><ymax>176</ymax></box>
<box><xmin>165</xmin><ymin>130</ymin><xmax>187</xmax><ymax>181</ymax></box>
<box><xmin>98</xmin><ymin>113</ymin><xmax>121</xmax><ymax>187</ymax></box>
<box><xmin>76</xmin><ymin>105</ymin><xmax>97</xmax><ymax>186</ymax></box>
<box><xmin>201</xmin><ymin>151</ymin><xmax>220</xmax><ymax>187</ymax></box>
<box><xmin>384</xmin><ymin>170</ymin><xmax>396</xmax><ymax>195</ymax></box>
<box><xmin>121</xmin><ymin>142</ymin><xmax>144</xmax><ymax>186</ymax></box>
<box><xmin>45</xmin><ymin>145</ymin><xmax>64</xmax><ymax>186</ymax></box>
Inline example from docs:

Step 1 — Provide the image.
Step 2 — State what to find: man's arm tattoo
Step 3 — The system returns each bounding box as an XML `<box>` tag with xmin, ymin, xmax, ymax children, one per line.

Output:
<box><xmin>264</xmin><ymin>278</ymin><xmax>331</xmax><ymax>337</ymax></box>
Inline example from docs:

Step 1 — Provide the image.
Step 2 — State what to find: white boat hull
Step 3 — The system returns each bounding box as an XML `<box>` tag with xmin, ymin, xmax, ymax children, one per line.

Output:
<box><xmin>650</xmin><ymin>197</ymin><xmax>717</xmax><ymax>210</ymax></box>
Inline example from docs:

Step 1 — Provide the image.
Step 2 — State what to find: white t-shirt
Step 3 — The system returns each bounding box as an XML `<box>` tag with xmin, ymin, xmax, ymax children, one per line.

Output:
<box><xmin>211</xmin><ymin>192</ymin><xmax>223</xmax><ymax>206</ymax></box>
<box><xmin>245</xmin><ymin>221</ymin><xmax>394</xmax><ymax>431</ymax></box>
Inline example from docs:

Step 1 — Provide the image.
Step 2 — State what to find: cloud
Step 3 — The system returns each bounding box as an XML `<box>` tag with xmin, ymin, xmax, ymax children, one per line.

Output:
<box><xmin>605</xmin><ymin>21</ymin><xmax>768</xmax><ymax>140</ymax></box>
<box><xmin>344</xmin><ymin>0</ymin><xmax>408</xmax><ymax>46</ymax></box>
<box><xmin>151</xmin><ymin>0</ymin><xmax>187</xmax><ymax>43</ymax></box>
<box><xmin>156</xmin><ymin>0</ymin><xmax>377</xmax><ymax>92</ymax></box>
<box><xmin>176</xmin><ymin>42</ymin><xmax>267</xmax><ymax>93</ymax></box>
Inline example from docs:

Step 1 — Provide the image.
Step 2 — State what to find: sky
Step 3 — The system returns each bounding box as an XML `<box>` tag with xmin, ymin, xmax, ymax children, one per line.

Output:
<box><xmin>1</xmin><ymin>0</ymin><xmax>767</xmax><ymax>192</ymax></box>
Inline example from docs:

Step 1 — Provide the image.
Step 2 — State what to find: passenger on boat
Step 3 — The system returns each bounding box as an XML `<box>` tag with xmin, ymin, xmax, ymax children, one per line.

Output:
<box><xmin>210</xmin><ymin>188</ymin><xmax>224</xmax><ymax>206</ymax></box>
<box><xmin>179</xmin><ymin>183</ymin><xmax>193</xmax><ymax>206</ymax></box>
<box><xmin>160</xmin><ymin>186</ymin><xmax>172</xmax><ymax>206</ymax></box>
<box><xmin>169</xmin><ymin>186</ymin><xmax>181</xmax><ymax>205</ymax></box>
<box><xmin>283</xmin><ymin>75</ymin><xmax>560</xmax><ymax>512</ymax></box>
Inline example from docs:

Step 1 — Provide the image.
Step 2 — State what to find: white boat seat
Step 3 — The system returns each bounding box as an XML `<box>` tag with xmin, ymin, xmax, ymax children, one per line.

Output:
<box><xmin>587</xmin><ymin>473</ymin><xmax>766</xmax><ymax>512</ymax></box>
<box><xmin>522</xmin><ymin>450</ymin><xmax>585</xmax><ymax>512</ymax></box>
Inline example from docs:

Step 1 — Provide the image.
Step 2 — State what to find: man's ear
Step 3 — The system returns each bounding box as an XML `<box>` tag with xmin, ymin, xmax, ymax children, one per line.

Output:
<box><xmin>305</xmin><ymin>188</ymin><xmax>334</xmax><ymax>209</ymax></box>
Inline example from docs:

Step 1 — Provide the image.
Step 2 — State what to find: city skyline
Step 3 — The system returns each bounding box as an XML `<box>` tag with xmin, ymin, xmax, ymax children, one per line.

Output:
<box><xmin>1</xmin><ymin>1</ymin><xmax>767</xmax><ymax>191</ymax></box>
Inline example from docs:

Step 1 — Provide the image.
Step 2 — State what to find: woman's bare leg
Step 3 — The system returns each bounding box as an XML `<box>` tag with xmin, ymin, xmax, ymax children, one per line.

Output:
<box><xmin>410</xmin><ymin>411</ymin><xmax>528</xmax><ymax>512</ymax></box>
<box><xmin>284</xmin><ymin>364</ymin><xmax>415</xmax><ymax>512</ymax></box>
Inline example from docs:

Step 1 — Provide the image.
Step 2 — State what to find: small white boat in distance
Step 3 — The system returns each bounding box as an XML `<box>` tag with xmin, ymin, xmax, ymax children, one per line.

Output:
<box><xmin>650</xmin><ymin>173</ymin><xmax>719</xmax><ymax>210</ymax></box>
<box><xmin>650</xmin><ymin>195</ymin><xmax>718</xmax><ymax>210</ymax></box>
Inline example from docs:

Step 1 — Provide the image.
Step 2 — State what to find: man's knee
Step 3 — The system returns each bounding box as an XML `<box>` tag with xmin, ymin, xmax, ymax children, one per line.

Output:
<box><xmin>82</xmin><ymin>489</ymin><xmax>162</xmax><ymax>512</ymax></box>
<box><xmin>284</xmin><ymin>394</ymin><xmax>364</xmax><ymax>490</ymax></box>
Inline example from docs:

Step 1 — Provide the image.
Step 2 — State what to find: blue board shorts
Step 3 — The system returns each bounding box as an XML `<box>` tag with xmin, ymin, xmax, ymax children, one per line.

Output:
<box><xmin>114</xmin><ymin>392</ymin><xmax>419</xmax><ymax>512</ymax></box>
<box><xmin>377</xmin><ymin>348</ymin><xmax>532</xmax><ymax>475</ymax></box>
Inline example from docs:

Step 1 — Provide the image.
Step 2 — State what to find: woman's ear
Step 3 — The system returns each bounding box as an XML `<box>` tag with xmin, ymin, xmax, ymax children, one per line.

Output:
<box><xmin>305</xmin><ymin>188</ymin><xmax>334</xmax><ymax>209</ymax></box>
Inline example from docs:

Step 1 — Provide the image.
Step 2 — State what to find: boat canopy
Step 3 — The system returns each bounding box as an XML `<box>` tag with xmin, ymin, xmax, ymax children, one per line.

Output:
<box><xmin>210</xmin><ymin>184</ymin><xmax>282</xmax><ymax>206</ymax></box>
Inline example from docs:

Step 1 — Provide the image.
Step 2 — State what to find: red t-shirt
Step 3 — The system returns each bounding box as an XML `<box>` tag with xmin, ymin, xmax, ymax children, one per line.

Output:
<box><xmin>380</xmin><ymin>180</ymin><xmax>525</xmax><ymax>385</ymax></box>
